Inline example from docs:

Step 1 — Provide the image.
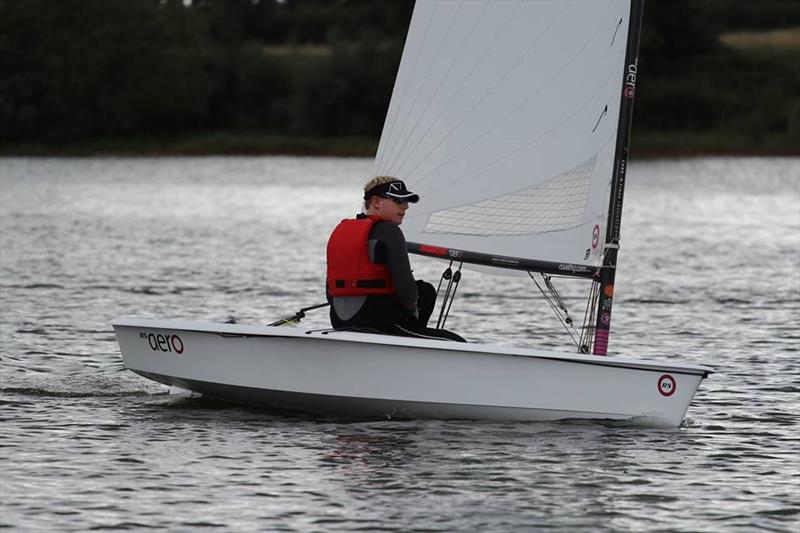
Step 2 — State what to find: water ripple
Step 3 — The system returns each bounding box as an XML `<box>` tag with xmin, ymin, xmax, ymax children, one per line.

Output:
<box><xmin>1</xmin><ymin>156</ymin><xmax>798</xmax><ymax>532</ymax></box>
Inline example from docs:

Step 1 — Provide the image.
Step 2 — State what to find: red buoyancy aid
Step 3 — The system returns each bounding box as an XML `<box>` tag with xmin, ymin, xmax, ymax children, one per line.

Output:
<box><xmin>326</xmin><ymin>216</ymin><xmax>396</xmax><ymax>297</ymax></box>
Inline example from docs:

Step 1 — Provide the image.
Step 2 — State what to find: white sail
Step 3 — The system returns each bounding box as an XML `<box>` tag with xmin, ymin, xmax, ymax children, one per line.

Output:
<box><xmin>374</xmin><ymin>0</ymin><xmax>632</xmax><ymax>273</ymax></box>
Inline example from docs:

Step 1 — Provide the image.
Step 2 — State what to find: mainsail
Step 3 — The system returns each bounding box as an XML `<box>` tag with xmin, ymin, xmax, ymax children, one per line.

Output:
<box><xmin>374</xmin><ymin>0</ymin><xmax>638</xmax><ymax>278</ymax></box>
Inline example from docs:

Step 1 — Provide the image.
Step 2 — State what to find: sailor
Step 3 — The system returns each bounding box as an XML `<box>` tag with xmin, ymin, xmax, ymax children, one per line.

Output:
<box><xmin>326</xmin><ymin>176</ymin><xmax>465</xmax><ymax>342</ymax></box>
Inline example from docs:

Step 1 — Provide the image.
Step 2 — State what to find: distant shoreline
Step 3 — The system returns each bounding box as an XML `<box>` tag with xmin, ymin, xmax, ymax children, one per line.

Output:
<box><xmin>2</xmin><ymin>131</ymin><xmax>798</xmax><ymax>158</ymax></box>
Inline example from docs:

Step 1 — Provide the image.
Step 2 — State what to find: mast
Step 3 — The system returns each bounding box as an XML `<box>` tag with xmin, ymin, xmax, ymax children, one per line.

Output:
<box><xmin>592</xmin><ymin>0</ymin><xmax>645</xmax><ymax>356</ymax></box>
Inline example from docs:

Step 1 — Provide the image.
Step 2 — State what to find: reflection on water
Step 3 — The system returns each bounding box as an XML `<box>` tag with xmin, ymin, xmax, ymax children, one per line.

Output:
<box><xmin>1</xmin><ymin>156</ymin><xmax>798</xmax><ymax>531</ymax></box>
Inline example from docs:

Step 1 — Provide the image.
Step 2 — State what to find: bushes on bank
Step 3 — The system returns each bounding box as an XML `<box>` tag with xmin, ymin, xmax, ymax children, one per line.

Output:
<box><xmin>0</xmin><ymin>0</ymin><xmax>797</xmax><ymax>152</ymax></box>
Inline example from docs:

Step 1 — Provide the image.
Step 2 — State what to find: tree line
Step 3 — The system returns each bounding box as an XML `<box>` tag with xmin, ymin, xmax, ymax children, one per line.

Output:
<box><xmin>1</xmin><ymin>0</ymin><xmax>798</xmax><ymax>150</ymax></box>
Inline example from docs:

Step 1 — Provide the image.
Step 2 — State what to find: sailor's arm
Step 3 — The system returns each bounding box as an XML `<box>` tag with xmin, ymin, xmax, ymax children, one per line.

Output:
<box><xmin>374</xmin><ymin>223</ymin><xmax>418</xmax><ymax>315</ymax></box>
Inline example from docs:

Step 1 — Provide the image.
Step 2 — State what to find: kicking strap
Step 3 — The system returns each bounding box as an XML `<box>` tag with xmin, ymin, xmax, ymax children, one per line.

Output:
<box><xmin>436</xmin><ymin>262</ymin><xmax>462</xmax><ymax>329</ymax></box>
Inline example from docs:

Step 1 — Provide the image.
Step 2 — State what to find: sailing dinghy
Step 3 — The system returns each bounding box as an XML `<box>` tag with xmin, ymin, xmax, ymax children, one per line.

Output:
<box><xmin>113</xmin><ymin>0</ymin><xmax>713</xmax><ymax>427</ymax></box>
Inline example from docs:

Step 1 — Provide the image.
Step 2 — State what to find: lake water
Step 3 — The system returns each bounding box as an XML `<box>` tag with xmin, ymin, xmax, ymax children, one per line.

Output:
<box><xmin>1</xmin><ymin>156</ymin><xmax>798</xmax><ymax>531</ymax></box>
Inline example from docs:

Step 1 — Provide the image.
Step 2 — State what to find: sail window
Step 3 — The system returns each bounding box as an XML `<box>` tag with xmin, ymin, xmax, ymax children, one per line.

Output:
<box><xmin>423</xmin><ymin>156</ymin><xmax>596</xmax><ymax>236</ymax></box>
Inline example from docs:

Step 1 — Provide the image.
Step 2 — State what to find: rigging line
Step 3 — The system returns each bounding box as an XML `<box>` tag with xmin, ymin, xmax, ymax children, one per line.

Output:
<box><xmin>586</xmin><ymin>280</ymin><xmax>600</xmax><ymax>334</ymax></box>
<box><xmin>440</xmin><ymin>264</ymin><xmax>462</xmax><ymax>329</ymax></box>
<box><xmin>543</xmin><ymin>274</ymin><xmax>569</xmax><ymax>317</ymax></box>
<box><xmin>579</xmin><ymin>244</ymin><xmax>616</xmax><ymax>352</ymax></box>
<box><xmin>528</xmin><ymin>272</ymin><xmax>578</xmax><ymax>346</ymax></box>
<box><xmin>436</xmin><ymin>264</ymin><xmax>457</xmax><ymax>330</ymax></box>
<box><xmin>409</xmin><ymin>4</ymin><xmax>619</xmax><ymax>192</ymax></box>
<box><xmin>399</xmin><ymin>131</ymin><xmax>615</xmax><ymax>221</ymax></box>
<box><xmin>375</xmin><ymin>2</ymin><xmax>438</xmax><ymax>171</ymax></box>
<box><xmin>434</xmin><ymin>260</ymin><xmax>453</xmax><ymax>304</ymax></box>
<box><xmin>382</xmin><ymin>2</ymin><xmax>464</xmax><ymax>176</ymax></box>
<box><xmin>435</xmin><ymin>260</ymin><xmax>454</xmax><ymax>296</ymax></box>
<box><xmin>385</xmin><ymin>1</ymin><xmax>490</xmax><ymax>176</ymax></box>
<box><xmin>578</xmin><ymin>280</ymin><xmax>599</xmax><ymax>353</ymax></box>
<box><xmin>394</xmin><ymin>323</ymin><xmax>459</xmax><ymax>342</ymax></box>
<box><xmin>402</xmin><ymin>0</ymin><xmax>568</xmax><ymax>186</ymax></box>
<box><xmin>580</xmin><ymin>279</ymin><xmax>598</xmax><ymax>331</ymax></box>
<box><xmin>529</xmin><ymin>272</ymin><xmax>579</xmax><ymax>346</ymax></box>
<box><xmin>531</xmin><ymin>274</ymin><xmax>561</xmax><ymax>319</ymax></box>
<box><xmin>384</xmin><ymin>0</ymin><xmax>526</xmax><ymax>177</ymax></box>
<box><xmin>587</xmin><ymin>285</ymin><xmax>599</xmax><ymax>348</ymax></box>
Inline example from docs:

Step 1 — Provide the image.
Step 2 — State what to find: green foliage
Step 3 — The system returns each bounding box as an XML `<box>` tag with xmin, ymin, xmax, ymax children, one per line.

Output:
<box><xmin>634</xmin><ymin>0</ymin><xmax>800</xmax><ymax>147</ymax></box>
<box><xmin>0</xmin><ymin>0</ymin><xmax>797</xmax><ymax>154</ymax></box>
<box><xmin>699</xmin><ymin>0</ymin><xmax>800</xmax><ymax>31</ymax></box>
<box><xmin>0</xmin><ymin>0</ymin><xmax>218</xmax><ymax>142</ymax></box>
<box><xmin>0</xmin><ymin>0</ymin><xmax>410</xmax><ymax>145</ymax></box>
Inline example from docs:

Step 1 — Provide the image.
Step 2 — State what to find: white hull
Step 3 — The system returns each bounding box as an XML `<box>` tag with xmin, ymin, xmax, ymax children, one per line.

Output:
<box><xmin>112</xmin><ymin>319</ymin><xmax>712</xmax><ymax>427</ymax></box>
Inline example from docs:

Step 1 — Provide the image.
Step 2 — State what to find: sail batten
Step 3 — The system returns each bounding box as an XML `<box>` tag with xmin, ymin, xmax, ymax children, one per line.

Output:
<box><xmin>375</xmin><ymin>0</ymin><xmax>633</xmax><ymax>275</ymax></box>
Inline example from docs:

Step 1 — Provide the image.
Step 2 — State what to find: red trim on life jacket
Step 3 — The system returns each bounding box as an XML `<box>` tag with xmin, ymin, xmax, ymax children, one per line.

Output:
<box><xmin>326</xmin><ymin>215</ymin><xmax>396</xmax><ymax>297</ymax></box>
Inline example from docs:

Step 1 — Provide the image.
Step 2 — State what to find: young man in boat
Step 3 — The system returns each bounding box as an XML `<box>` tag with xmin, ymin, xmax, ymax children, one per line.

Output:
<box><xmin>326</xmin><ymin>176</ymin><xmax>465</xmax><ymax>342</ymax></box>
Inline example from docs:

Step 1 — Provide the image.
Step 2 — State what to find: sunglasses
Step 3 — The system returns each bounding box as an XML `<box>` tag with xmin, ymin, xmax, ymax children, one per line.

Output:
<box><xmin>379</xmin><ymin>195</ymin><xmax>409</xmax><ymax>205</ymax></box>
